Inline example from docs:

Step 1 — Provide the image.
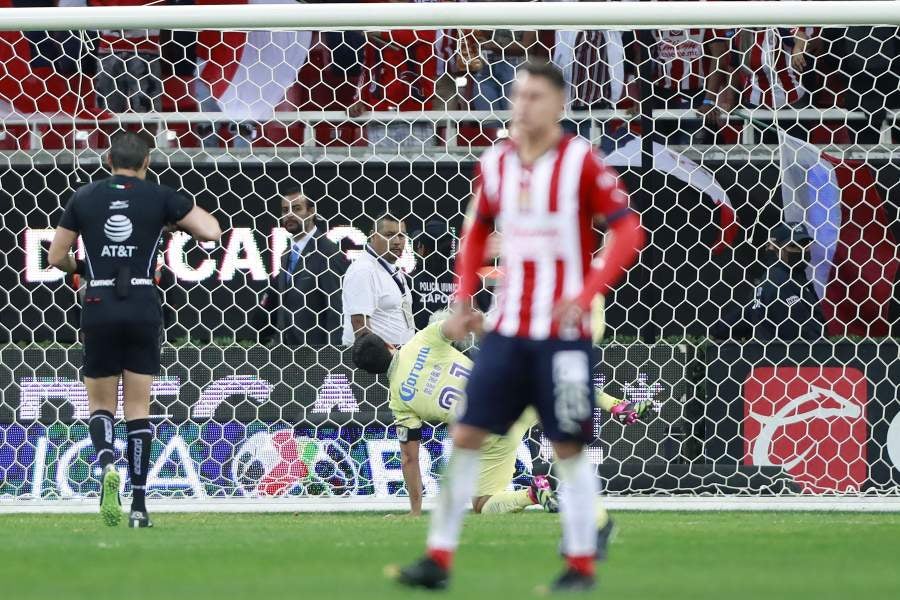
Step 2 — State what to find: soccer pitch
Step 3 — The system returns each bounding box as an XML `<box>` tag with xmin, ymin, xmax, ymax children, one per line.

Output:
<box><xmin>2</xmin><ymin>511</ymin><xmax>898</xmax><ymax>599</ymax></box>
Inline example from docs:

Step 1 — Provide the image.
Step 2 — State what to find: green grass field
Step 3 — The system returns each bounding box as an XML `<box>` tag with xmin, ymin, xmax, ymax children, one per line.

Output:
<box><xmin>2</xmin><ymin>511</ymin><xmax>899</xmax><ymax>600</ymax></box>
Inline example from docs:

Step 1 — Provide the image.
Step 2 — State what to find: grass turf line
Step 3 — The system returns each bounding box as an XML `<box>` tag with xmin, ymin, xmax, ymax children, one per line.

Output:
<box><xmin>1</xmin><ymin>511</ymin><xmax>898</xmax><ymax>600</ymax></box>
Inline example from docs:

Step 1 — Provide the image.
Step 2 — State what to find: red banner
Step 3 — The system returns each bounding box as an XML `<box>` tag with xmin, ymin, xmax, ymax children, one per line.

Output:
<box><xmin>743</xmin><ymin>366</ymin><xmax>868</xmax><ymax>492</ymax></box>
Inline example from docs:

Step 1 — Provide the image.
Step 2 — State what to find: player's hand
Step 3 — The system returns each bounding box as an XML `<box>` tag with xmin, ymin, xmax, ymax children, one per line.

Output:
<box><xmin>552</xmin><ymin>298</ymin><xmax>585</xmax><ymax>331</ymax></box>
<box><xmin>792</xmin><ymin>49</ymin><xmax>807</xmax><ymax>72</ymax></box>
<box><xmin>610</xmin><ymin>398</ymin><xmax>654</xmax><ymax>426</ymax></box>
<box><xmin>348</xmin><ymin>100</ymin><xmax>366</xmax><ymax>118</ymax></box>
<box><xmin>443</xmin><ymin>302</ymin><xmax>481</xmax><ymax>340</ymax></box>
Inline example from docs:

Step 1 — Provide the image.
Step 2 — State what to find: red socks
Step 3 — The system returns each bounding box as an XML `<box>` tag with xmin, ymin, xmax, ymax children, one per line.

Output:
<box><xmin>427</xmin><ymin>548</ymin><xmax>454</xmax><ymax>571</ymax></box>
<box><xmin>566</xmin><ymin>555</ymin><xmax>596</xmax><ymax>577</ymax></box>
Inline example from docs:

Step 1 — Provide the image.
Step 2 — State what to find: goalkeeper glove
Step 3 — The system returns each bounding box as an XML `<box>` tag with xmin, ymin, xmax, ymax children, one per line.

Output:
<box><xmin>609</xmin><ymin>398</ymin><xmax>654</xmax><ymax>425</ymax></box>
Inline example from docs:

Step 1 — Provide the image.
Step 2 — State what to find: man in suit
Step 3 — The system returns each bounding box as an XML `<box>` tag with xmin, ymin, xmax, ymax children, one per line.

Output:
<box><xmin>254</xmin><ymin>186</ymin><xmax>349</xmax><ymax>346</ymax></box>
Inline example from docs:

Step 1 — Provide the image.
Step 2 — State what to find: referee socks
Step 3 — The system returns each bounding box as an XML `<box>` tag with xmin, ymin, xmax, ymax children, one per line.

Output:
<box><xmin>88</xmin><ymin>410</ymin><xmax>116</xmax><ymax>471</ymax></box>
<box><xmin>126</xmin><ymin>419</ymin><xmax>153</xmax><ymax>513</ymax></box>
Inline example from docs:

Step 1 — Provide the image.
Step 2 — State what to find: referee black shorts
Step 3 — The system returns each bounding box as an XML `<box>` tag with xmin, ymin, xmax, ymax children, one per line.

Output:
<box><xmin>82</xmin><ymin>323</ymin><xmax>163</xmax><ymax>378</ymax></box>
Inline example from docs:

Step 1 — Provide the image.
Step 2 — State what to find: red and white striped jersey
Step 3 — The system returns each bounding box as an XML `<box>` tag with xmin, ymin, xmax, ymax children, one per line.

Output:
<box><xmin>474</xmin><ymin>135</ymin><xmax>630</xmax><ymax>340</ymax></box>
<box><xmin>739</xmin><ymin>28</ymin><xmax>812</xmax><ymax>108</ymax></box>
<box><xmin>651</xmin><ymin>28</ymin><xmax>729</xmax><ymax>93</ymax></box>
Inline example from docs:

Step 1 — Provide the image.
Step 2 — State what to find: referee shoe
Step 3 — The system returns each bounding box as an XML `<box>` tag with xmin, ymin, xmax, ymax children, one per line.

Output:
<box><xmin>128</xmin><ymin>509</ymin><xmax>153</xmax><ymax>529</ymax></box>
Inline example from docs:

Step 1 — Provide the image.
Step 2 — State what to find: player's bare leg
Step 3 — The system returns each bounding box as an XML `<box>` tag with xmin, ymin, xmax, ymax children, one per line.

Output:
<box><xmin>86</xmin><ymin>376</ymin><xmax>122</xmax><ymax>526</ymax></box>
<box><xmin>392</xmin><ymin>423</ymin><xmax>490</xmax><ymax>590</ymax></box>
<box><xmin>122</xmin><ymin>370</ymin><xmax>154</xmax><ymax>528</ymax></box>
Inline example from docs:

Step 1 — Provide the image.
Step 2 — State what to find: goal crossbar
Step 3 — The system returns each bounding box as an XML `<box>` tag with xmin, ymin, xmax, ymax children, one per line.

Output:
<box><xmin>0</xmin><ymin>2</ymin><xmax>898</xmax><ymax>33</ymax></box>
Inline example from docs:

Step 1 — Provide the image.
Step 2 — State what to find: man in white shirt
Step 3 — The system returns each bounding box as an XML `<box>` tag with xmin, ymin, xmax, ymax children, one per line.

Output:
<box><xmin>342</xmin><ymin>215</ymin><xmax>415</xmax><ymax>347</ymax></box>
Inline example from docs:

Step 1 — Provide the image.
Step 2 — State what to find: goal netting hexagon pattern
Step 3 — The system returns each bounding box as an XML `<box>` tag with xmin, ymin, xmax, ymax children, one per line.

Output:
<box><xmin>1</xmin><ymin>6</ymin><xmax>899</xmax><ymax>507</ymax></box>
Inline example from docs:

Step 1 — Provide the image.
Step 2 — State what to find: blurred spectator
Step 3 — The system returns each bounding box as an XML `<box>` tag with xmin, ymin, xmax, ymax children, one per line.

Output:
<box><xmin>645</xmin><ymin>9</ymin><xmax>735</xmax><ymax>144</ymax></box>
<box><xmin>551</xmin><ymin>0</ymin><xmax>635</xmax><ymax>142</ymax></box>
<box><xmin>59</xmin><ymin>0</ymin><xmax>166</xmax><ymax>113</ymax></box>
<box><xmin>732</xmin><ymin>26</ymin><xmax>814</xmax><ymax>110</ymax></box>
<box><xmin>192</xmin><ymin>0</ymin><xmax>312</xmax><ymax>148</ymax></box>
<box><xmin>711</xmin><ymin>223</ymin><xmax>824</xmax><ymax>343</ymax></box>
<box><xmin>464</xmin><ymin>2</ymin><xmax>538</xmax><ymax>116</ymax></box>
<box><xmin>840</xmin><ymin>26</ymin><xmax>899</xmax><ymax>144</ymax></box>
<box><xmin>410</xmin><ymin>219</ymin><xmax>458</xmax><ymax>330</ymax></box>
<box><xmin>433</xmin><ymin>24</ymin><xmax>465</xmax><ymax>115</ymax></box>
<box><xmin>348</xmin><ymin>1</ymin><xmax>437</xmax><ymax>149</ymax></box>
<box><xmin>0</xmin><ymin>2</ymin><xmax>108</xmax><ymax>119</ymax></box>
<box><xmin>254</xmin><ymin>186</ymin><xmax>348</xmax><ymax>346</ymax></box>
<box><xmin>342</xmin><ymin>215</ymin><xmax>415</xmax><ymax>347</ymax></box>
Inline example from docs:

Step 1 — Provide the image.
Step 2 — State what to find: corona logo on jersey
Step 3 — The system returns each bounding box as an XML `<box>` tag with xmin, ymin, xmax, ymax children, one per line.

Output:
<box><xmin>742</xmin><ymin>366</ymin><xmax>869</xmax><ymax>492</ymax></box>
<box><xmin>231</xmin><ymin>431</ymin><xmax>359</xmax><ymax>497</ymax></box>
<box><xmin>399</xmin><ymin>346</ymin><xmax>431</xmax><ymax>402</ymax></box>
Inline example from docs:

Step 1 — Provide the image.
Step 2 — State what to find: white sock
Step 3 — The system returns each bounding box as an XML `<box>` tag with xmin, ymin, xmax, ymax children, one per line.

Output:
<box><xmin>426</xmin><ymin>447</ymin><xmax>480</xmax><ymax>552</ymax></box>
<box><xmin>557</xmin><ymin>452</ymin><xmax>599</xmax><ymax>557</ymax></box>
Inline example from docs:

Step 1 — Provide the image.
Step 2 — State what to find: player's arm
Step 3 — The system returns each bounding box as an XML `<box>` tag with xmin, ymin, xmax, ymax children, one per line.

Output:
<box><xmin>351</xmin><ymin>314</ymin><xmax>372</xmax><ymax>339</ymax></box>
<box><xmin>49</xmin><ymin>195</ymin><xmax>85</xmax><ymax>275</ymax></box>
<box><xmin>398</xmin><ymin>428</ymin><xmax>424</xmax><ymax>516</ymax></box>
<box><xmin>165</xmin><ymin>189</ymin><xmax>221</xmax><ymax>242</ymax></box>
<box><xmin>176</xmin><ymin>206</ymin><xmax>221</xmax><ymax>242</ymax></box>
<box><xmin>48</xmin><ymin>227</ymin><xmax>81</xmax><ymax>274</ymax></box>
<box><xmin>446</xmin><ymin>166</ymin><xmax>495</xmax><ymax>339</ymax></box>
<box><xmin>343</xmin><ymin>267</ymin><xmax>377</xmax><ymax>340</ymax></box>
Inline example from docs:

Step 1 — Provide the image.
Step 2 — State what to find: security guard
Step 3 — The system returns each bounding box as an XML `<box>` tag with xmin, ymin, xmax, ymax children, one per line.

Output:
<box><xmin>48</xmin><ymin>131</ymin><xmax>221</xmax><ymax>528</ymax></box>
<box><xmin>711</xmin><ymin>223</ymin><xmax>825</xmax><ymax>342</ymax></box>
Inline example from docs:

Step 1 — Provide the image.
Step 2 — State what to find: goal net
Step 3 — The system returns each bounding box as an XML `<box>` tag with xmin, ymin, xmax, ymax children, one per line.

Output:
<box><xmin>1</xmin><ymin>2</ymin><xmax>899</xmax><ymax>510</ymax></box>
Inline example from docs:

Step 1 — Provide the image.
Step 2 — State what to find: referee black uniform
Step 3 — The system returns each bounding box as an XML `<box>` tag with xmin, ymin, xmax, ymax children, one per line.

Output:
<box><xmin>50</xmin><ymin>131</ymin><xmax>218</xmax><ymax>527</ymax></box>
<box><xmin>60</xmin><ymin>177</ymin><xmax>192</xmax><ymax>376</ymax></box>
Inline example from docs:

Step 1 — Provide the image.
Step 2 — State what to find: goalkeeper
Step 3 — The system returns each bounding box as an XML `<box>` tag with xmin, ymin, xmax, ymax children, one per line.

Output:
<box><xmin>352</xmin><ymin>300</ymin><xmax>650</xmax><ymax>517</ymax></box>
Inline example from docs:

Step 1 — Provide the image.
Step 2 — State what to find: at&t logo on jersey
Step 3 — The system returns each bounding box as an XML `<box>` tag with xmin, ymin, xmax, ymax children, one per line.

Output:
<box><xmin>102</xmin><ymin>214</ymin><xmax>137</xmax><ymax>257</ymax></box>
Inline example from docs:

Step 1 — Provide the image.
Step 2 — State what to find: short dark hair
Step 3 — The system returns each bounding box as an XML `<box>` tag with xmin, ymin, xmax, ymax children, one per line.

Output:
<box><xmin>352</xmin><ymin>333</ymin><xmax>393</xmax><ymax>375</ymax></box>
<box><xmin>108</xmin><ymin>131</ymin><xmax>151</xmax><ymax>170</ymax></box>
<box><xmin>371</xmin><ymin>214</ymin><xmax>403</xmax><ymax>235</ymax></box>
<box><xmin>280</xmin><ymin>185</ymin><xmax>314</xmax><ymax>211</ymax></box>
<box><xmin>518</xmin><ymin>61</ymin><xmax>566</xmax><ymax>91</ymax></box>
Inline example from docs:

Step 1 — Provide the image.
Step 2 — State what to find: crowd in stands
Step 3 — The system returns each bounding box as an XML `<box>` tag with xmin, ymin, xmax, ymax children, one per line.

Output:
<box><xmin>0</xmin><ymin>0</ymin><xmax>897</xmax><ymax>149</ymax></box>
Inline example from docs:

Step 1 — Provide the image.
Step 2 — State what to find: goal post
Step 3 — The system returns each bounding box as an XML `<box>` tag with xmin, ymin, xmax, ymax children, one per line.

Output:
<box><xmin>1</xmin><ymin>2</ymin><xmax>900</xmax><ymax>513</ymax></box>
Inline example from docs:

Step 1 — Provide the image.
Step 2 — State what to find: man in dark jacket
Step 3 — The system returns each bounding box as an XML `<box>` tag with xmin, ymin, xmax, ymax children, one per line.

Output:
<box><xmin>254</xmin><ymin>187</ymin><xmax>349</xmax><ymax>346</ymax></box>
<box><xmin>410</xmin><ymin>219</ymin><xmax>458</xmax><ymax>330</ymax></box>
<box><xmin>711</xmin><ymin>223</ymin><xmax>825</xmax><ymax>342</ymax></box>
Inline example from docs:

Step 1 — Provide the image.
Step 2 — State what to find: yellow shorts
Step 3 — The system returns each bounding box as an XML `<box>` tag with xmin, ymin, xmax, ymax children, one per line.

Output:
<box><xmin>475</xmin><ymin>409</ymin><xmax>537</xmax><ymax>497</ymax></box>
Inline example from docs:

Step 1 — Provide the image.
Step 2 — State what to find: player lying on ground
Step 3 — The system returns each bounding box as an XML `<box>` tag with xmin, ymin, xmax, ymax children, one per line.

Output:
<box><xmin>353</xmin><ymin>307</ymin><xmax>652</xmax><ymax>517</ymax></box>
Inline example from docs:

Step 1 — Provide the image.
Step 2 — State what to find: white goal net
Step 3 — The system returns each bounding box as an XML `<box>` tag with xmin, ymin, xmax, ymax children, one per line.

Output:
<box><xmin>1</xmin><ymin>2</ymin><xmax>900</xmax><ymax>510</ymax></box>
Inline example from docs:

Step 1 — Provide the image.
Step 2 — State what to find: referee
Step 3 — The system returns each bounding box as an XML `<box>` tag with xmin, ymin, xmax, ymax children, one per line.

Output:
<box><xmin>48</xmin><ymin>132</ymin><xmax>221</xmax><ymax>528</ymax></box>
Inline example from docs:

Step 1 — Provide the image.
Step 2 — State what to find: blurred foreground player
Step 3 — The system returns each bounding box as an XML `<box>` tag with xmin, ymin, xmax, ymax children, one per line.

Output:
<box><xmin>48</xmin><ymin>132</ymin><xmax>221</xmax><ymax>527</ymax></box>
<box><xmin>392</xmin><ymin>62</ymin><xmax>645</xmax><ymax>592</ymax></box>
<box><xmin>354</xmin><ymin>309</ymin><xmax>651</xmax><ymax>518</ymax></box>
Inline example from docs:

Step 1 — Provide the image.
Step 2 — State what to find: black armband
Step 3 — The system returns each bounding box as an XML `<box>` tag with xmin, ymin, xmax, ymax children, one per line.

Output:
<box><xmin>397</xmin><ymin>426</ymin><xmax>422</xmax><ymax>443</ymax></box>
